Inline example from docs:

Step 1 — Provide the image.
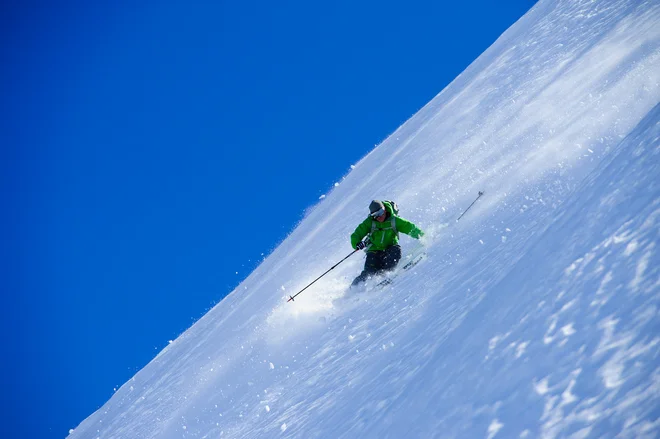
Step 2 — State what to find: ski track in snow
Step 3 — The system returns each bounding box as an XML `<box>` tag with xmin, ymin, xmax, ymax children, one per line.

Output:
<box><xmin>68</xmin><ymin>1</ymin><xmax>660</xmax><ymax>438</ymax></box>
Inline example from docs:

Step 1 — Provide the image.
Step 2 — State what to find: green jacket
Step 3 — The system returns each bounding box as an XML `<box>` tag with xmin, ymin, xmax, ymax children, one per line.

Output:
<box><xmin>351</xmin><ymin>201</ymin><xmax>424</xmax><ymax>252</ymax></box>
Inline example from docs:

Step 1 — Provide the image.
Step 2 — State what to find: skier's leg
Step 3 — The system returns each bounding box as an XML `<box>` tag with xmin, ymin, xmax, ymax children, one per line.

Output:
<box><xmin>351</xmin><ymin>251</ymin><xmax>383</xmax><ymax>286</ymax></box>
<box><xmin>381</xmin><ymin>245</ymin><xmax>402</xmax><ymax>271</ymax></box>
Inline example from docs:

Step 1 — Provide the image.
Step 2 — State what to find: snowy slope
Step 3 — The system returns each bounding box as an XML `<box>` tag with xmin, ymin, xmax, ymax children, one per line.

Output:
<box><xmin>69</xmin><ymin>0</ymin><xmax>660</xmax><ymax>438</ymax></box>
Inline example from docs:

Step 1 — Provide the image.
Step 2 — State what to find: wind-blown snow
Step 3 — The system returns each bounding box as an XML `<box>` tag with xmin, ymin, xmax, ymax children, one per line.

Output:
<box><xmin>69</xmin><ymin>0</ymin><xmax>659</xmax><ymax>438</ymax></box>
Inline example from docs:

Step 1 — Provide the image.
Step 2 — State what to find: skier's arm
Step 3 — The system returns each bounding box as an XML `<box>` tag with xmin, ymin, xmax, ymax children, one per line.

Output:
<box><xmin>395</xmin><ymin>217</ymin><xmax>424</xmax><ymax>239</ymax></box>
<box><xmin>350</xmin><ymin>218</ymin><xmax>372</xmax><ymax>249</ymax></box>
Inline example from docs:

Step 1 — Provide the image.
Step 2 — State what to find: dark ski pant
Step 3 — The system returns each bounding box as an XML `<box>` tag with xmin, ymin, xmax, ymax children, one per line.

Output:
<box><xmin>351</xmin><ymin>245</ymin><xmax>401</xmax><ymax>287</ymax></box>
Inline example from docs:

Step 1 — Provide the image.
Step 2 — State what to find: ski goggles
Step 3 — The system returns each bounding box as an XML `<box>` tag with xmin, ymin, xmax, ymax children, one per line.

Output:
<box><xmin>370</xmin><ymin>208</ymin><xmax>385</xmax><ymax>218</ymax></box>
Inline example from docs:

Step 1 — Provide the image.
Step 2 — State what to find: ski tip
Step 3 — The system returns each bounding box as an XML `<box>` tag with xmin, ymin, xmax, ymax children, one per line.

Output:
<box><xmin>287</xmin><ymin>295</ymin><xmax>294</xmax><ymax>302</ymax></box>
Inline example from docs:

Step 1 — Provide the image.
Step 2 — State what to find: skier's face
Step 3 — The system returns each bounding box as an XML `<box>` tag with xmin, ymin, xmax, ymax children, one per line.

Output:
<box><xmin>370</xmin><ymin>207</ymin><xmax>387</xmax><ymax>222</ymax></box>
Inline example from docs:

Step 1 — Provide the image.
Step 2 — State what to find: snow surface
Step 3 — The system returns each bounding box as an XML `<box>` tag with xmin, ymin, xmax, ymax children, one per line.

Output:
<box><xmin>69</xmin><ymin>0</ymin><xmax>660</xmax><ymax>438</ymax></box>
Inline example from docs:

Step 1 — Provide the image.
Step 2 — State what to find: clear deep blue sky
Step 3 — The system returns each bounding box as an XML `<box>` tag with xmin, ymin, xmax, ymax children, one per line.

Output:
<box><xmin>2</xmin><ymin>1</ymin><xmax>536</xmax><ymax>437</ymax></box>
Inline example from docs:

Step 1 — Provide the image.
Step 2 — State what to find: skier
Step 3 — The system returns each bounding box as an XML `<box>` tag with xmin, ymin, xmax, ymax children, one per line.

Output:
<box><xmin>350</xmin><ymin>200</ymin><xmax>424</xmax><ymax>287</ymax></box>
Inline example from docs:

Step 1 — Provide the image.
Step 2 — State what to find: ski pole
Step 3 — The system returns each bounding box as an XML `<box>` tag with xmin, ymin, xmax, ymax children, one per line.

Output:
<box><xmin>456</xmin><ymin>191</ymin><xmax>484</xmax><ymax>222</ymax></box>
<box><xmin>287</xmin><ymin>245</ymin><xmax>365</xmax><ymax>302</ymax></box>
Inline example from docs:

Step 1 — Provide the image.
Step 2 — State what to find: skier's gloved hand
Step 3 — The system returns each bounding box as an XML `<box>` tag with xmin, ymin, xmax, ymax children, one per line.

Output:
<box><xmin>355</xmin><ymin>241</ymin><xmax>367</xmax><ymax>250</ymax></box>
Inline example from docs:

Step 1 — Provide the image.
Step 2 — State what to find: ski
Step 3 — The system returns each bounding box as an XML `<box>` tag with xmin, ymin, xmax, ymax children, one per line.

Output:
<box><xmin>375</xmin><ymin>252</ymin><xmax>426</xmax><ymax>288</ymax></box>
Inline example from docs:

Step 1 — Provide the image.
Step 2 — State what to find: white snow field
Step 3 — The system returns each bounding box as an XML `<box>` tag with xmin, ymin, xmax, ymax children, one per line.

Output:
<box><xmin>69</xmin><ymin>0</ymin><xmax>659</xmax><ymax>438</ymax></box>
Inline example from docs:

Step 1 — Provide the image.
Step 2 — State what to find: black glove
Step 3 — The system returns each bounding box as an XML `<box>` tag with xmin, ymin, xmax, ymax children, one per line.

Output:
<box><xmin>356</xmin><ymin>241</ymin><xmax>366</xmax><ymax>250</ymax></box>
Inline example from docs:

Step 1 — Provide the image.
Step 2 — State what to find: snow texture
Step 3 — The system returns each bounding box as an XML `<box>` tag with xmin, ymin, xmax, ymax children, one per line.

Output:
<box><xmin>68</xmin><ymin>0</ymin><xmax>660</xmax><ymax>438</ymax></box>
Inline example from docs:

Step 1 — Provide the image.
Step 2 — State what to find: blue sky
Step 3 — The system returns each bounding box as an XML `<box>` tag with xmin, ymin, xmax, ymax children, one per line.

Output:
<box><xmin>2</xmin><ymin>1</ymin><xmax>536</xmax><ymax>437</ymax></box>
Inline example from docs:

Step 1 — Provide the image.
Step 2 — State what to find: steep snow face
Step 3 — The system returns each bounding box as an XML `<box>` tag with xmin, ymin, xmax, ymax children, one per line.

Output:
<box><xmin>69</xmin><ymin>0</ymin><xmax>659</xmax><ymax>438</ymax></box>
